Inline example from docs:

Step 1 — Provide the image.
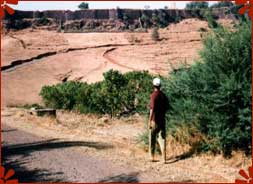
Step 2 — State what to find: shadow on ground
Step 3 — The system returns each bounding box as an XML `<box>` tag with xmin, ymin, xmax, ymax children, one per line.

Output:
<box><xmin>165</xmin><ymin>145</ymin><xmax>198</xmax><ymax>164</ymax></box>
<box><xmin>3</xmin><ymin>138</ymin><xmax>114</xmax><ymax>182</ymax></box>
<box><xmin>1</xmin><ymin>129</ymin><xmax>17</xmax><ymax>132</ymax></box>
<box><xmin>3</xmin><ymin>157</ymin><xmax>65</xmax><ymax>182</ymax></box>
<box><xmin>99</xmin><ymin>172</ymin><xmax>139</xmax><ymax>182</ymax></box>
<box><xmin>3</xmin><ymin>139</ymin><xmax>113</xmax><ymax>157</ymax></box>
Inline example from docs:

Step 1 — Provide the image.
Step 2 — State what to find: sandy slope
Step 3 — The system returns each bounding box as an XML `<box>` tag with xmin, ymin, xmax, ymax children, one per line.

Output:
<box><xmin>1</xmin><ymin>18</ymin><xmax>231</xmax><ymax>106</ymax></box>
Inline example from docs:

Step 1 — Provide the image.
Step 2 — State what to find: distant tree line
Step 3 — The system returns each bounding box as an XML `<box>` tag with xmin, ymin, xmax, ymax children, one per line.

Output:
<box><xmin>78</xmin><ymin>2</ymin><xmax>89</xmax><ymax>10</ymax></box>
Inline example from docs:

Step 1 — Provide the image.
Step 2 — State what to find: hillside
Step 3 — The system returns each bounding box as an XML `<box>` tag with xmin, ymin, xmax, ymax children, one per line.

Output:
<box><xmin>1</xmin><ymin>18</ymin><xmax>234</xmax><ymax>107</ymax></box>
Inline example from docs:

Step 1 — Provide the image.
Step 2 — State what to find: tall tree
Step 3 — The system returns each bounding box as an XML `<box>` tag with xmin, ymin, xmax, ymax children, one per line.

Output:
<box><xmin>78</xmin><ymin>2</ymin><xmax>89</xmax><ymax>10</ymax></box>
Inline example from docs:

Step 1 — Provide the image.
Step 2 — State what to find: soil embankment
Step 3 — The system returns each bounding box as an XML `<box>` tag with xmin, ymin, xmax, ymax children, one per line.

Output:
<box><xmin>2</xmin><ymin>18</ymin><xmax>222</xmax><ymax>106</ymax></box>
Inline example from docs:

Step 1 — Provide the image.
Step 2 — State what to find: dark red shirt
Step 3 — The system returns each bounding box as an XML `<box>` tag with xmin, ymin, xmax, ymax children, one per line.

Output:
<box><xmin>150</xmin><ymin>90</ymin><xmax>168</xmax><ymax>127</ymax></box>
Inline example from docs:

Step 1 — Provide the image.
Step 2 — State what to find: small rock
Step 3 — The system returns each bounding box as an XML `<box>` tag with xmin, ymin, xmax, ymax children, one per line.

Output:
<box><xmin>133</xmin><ymin>113</ymin><xmax>141</xmax><ymax>119</ymax></box>
<box><xmin>99</xmin><ymin>116</ymin><xmax>109</xmax><ymax>123</ymax></box>
<box><xmin>15</xmin><ymin>111</ymin><xmax>24</xmax><ymax>117</ymax></box>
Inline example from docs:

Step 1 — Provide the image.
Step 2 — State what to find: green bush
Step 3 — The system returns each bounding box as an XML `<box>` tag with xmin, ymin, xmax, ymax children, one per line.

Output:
<box><xmin>163</xmin><ymin>20</ymin><xmax>252</xmax><ymax>156</ymax></box>
<box><xmin>141</xmin><ymin>12</ymin><xmax>151</xmax><ymax>28</ymax></box>
<box><xmin>40</xmin><ymin>81</ymin><xmax>83</xmax><ymax>110</ymax></box>
<box><xmin>78</xmin><ymin>2</ymin><xmax>89</xmax><ymax>9</ymax></box>
<box><xmin>40</xmin><ymin>70</ymin><xmax>153</xmax><ymax>117</ymax></box>
<box><xmin>151</xmin><ymin>27</ymin><xmax>159</xmax><ymax>41</ymax></box>
<box><xmin>210</xmin><ymin>1</ymin><xmax>234</xmax><ymax>9</ymax></box>
<box><xmin>124</xmin><ymin>71</ymin><xmax>153</xmax><ymax>113</ymax></box>
<box><xmin>186</xmin><ymin>1</ymin><xmax>209</xmax><ymax>10</ymax></box>
<box><xmin>37</xmin><ymin>16</ymin><xmax>50</xmax><ymax>26</ymax></box>
<box><xmin>201</xmin><ymin>9</ymin><xmax>219</xmax><ymax>29</ymax></box>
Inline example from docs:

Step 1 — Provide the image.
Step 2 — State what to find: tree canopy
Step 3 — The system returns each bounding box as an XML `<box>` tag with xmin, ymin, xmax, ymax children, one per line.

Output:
<box><xmin>210</xmin><ymin>1</ymin><xmax>234</xmax><ymax>8</ymax></box>
<box><xmin>186</xmin><ymin>1</ymin><xmax>209</xmax><ymax>9</ymax></box>
<box><xmin>78</xmin><ymin>2</ymin><xmax>89</xmax><ymax>10</ymax></box>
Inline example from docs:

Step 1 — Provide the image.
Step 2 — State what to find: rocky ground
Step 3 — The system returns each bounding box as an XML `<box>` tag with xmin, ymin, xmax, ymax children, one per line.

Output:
<box><xmin>1</xmin><ymin>18</ymin><xmax>233</xmax><ymax>107</ymax></box>
<box><xmin>2</xmin><ymin>108</ymin><xmax>251</xmax><ymax>182</ymax></box>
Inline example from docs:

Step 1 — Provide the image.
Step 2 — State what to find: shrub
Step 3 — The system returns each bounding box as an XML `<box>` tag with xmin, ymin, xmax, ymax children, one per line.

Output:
<box><xmin>185</xmin><ymin>1</ymin><xmax>209</xmax><ymax>10</ymax></box>
<box><xmin>152</xmin><ymin>12</ymin><xmax>160</xmax><ymax>27</ymax></box>
<box><xmin>151</xmin><ymin>27</ymin><xmax>159</xmax><ymax>41</ymax></box>
<box><xmin>141</xmin><ymin>12</ymin><xmax>151</xmax><ymax>28</ymax></box>
<box><xmin>78</xmin><ymin>2</ymin><xmax>89</xmax><ymax>9</ymax></box>
<box><xmin>37</xmin><ymin>16</ymin><xmax>50</xmax><ymax>26</ymax></box>
<box><xmin>40</xmin><ymin>70</ymin><xmax>154</xmax><ymax>117</ymax></box>
<box><xmin>163</xmin><ymin>20</ymin><xmax>252</xmax><ymax>156</ymax></box>
<box><xmin>40</xmin><ymin>81</ymin><xmax>83</xmax><ymax>110</ymax></box>
<box><xmin>157</xmin><ymin>9</ymin><xmax>169</xmax><ymax>28</ymax></box>
<box><xmin>124</xmin><ymin>71</ymin><xmax>153</xmax><ymax>114</ymax></box>
<box><xmin>201</xmin><ymin>9</ymin><xmax>219</xmax><ymax>29</ymax></box>
<box><xmin>210</xmin><ymin>1</ymin><xmax>234</xmax><ymax>9</ymax></box>
<box><xmin>101</xmin><ymin>70</ymin><xmax>128</xmax><ymax>117</ymax></box>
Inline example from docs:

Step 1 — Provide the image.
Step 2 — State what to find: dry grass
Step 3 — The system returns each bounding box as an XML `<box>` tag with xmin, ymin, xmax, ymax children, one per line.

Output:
<box><xmin>2</xmin><ymin>107</ymin><xmax>252</xmax><ymax>182</ymax></box>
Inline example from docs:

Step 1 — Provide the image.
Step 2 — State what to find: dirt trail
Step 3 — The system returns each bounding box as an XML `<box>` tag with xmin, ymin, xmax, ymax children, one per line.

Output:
<box><xmin>1</xmin><ymin>108</ymin><xmax>249</xmax><ymax>182</ymax></box>
<box><xmin>9</xmin><ymin>35</ymin><xmax>27</xmax><ymax>49</ymax></box>
<box><xmin>103</xmin><ymin>47</ymin><xmax>137</xmax><ymax>71</ymax></box>
<box><xmin>2</xmin><ymin>124</ymin><xmax>147</xmax><ymax>182</ymax></box>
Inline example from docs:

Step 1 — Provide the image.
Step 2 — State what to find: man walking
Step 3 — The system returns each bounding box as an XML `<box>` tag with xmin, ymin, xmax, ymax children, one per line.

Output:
<box><xmin>149</xmin><ymin>77</ymin><xmax>169</xmax><ymax>163</ymax></box>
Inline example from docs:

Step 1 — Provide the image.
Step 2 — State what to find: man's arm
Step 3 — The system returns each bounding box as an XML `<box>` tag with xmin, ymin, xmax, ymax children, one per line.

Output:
<box><xmin>149</xmin><ymin>109</ymin><xmax>154</xmax><ymax>129</ymax></box>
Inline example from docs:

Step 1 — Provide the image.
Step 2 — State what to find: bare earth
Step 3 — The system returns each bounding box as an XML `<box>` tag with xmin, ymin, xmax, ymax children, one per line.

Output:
<box><xmin>2</xmin><ymin>108</ymin><xmax>251</xmax><ymax>182</ymax></box>
<box><xmin>1</xmin><ymin>18</ymin><xmax>226</xmax><ymax>107</ymax></box>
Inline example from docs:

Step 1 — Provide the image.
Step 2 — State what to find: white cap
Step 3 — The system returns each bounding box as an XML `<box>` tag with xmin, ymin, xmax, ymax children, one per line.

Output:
<box><xmin>153</xmin><ymin>78</ymin><xmax>161</xmax><ymax>87</ymax></box>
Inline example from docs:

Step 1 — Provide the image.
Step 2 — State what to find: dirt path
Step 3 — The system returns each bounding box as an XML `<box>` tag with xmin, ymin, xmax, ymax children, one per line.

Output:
<box><xmin>1</xmin><ymin>108</ymin><xmax>249</xmax><ymax>182</ymax></box>
<box><xmin>2</xmin><ymin>123</ymin><xmax>147</xmax><ymax>182</ymax></box>
<box><xmin>102</xmin><ymin>46</ymin><xmax>167</xmax><ymax>74</ymax></box>
<box><xmin>103</xmin><ymin>47</ymin><xmax>137</xmax><ymax>71</ymax></box>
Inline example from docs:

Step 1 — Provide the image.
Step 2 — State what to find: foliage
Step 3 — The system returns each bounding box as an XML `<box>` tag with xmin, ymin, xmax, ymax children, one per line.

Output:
<box><xmin>201</xmin><ymin>9</ymin><xmax>219</xmax><ymax>29</ymax></box>
<box><xmin>152</xmin><ymin>12</ymin><xmax>160</xmax><ymax>27</ymax></box>
<box><xmin>141</xmin><ymin>10</ymin><xmax>169</xmax><ymax>28</ymax></box>
<box><xmin>40</xmin><ymin>70</ymin><xmax>153</xmax><ymax>117</ymax></box>
<box><xmin>123</xmin><ymin>13</ymin><xmax>129</xmax><ymax>22</ymax></box>
<box><xmin>40</xmin><ymin>81</ymin><xmax>83</xmax><ymax>110</ymax></box>
<box><xmin>140</xmin><ymin>12</ymin><xmax>151</xmax><ymax>28</ymax></box>
<box><xmin>158</xmin><ymin>9</ymin><xmax>169</xmax><ymax>27</ymax></box>
<box><xmin>163</xmin><ymin>20</ymin><xmax>252</xmax><ymax>156</ymax></box>
<box><xmin>210</xmin><ymin>1</ymin><xmax>234</xmax><ymax>9</ymax></box>
<box><xmin>228</xmin><ymin>4</ymin><xmax>248</xmax><ymax>22</ymax></box>
<box><xmin>37</xmin><ymin>16</ymin><xmax>50</xmax><ymax>26</ymax></box>
<box><xmin>78</xmin><ymin>2</ymin><xmax>89</xmax><ymax>10</ymax></box>
<box><xmin>186</xmin><ymin>1</ymin><xmax>209</xmax><ymax>9</ymax></box>
<box><xmin>151</xmin><ymin>27</ymin><xmax>159</xmax><ymax>41</ymax></box>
